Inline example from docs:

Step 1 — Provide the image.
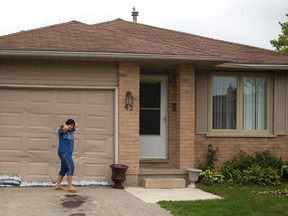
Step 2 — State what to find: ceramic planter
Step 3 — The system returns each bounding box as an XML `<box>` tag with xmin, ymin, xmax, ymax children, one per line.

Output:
<box><xmin>110</xmin><ymin>164</ymin><xmax>129</xmax><ymax>189</ymax></box>
<box><xmin>186</xmin><ymin>168</ymin><xmax>202</xmax><ymax>188</ymax></box>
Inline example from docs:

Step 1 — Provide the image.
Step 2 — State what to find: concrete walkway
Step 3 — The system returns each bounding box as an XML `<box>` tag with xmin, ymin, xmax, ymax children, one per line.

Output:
<box><xmin>125</xmin><ymin>187</ymin><xmax>222</xmax><ymax>203</ymax></box>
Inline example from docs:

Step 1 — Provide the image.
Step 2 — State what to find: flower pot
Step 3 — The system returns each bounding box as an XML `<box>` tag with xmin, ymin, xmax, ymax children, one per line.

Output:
<box><xmin>186</xmin><ymin>168</ymin><xmax>202</xmax><ymax>188</ymax></box>
<box><xmin>110</xmin><ymin>164</ymin><xmax>129</xmax><ymax>189</ymax></box>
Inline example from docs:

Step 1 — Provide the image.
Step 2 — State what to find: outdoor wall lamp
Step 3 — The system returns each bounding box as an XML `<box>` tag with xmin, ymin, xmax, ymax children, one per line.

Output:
<box><xmin>125</xmin><ymin>91</ymin><xmax>134</xmax><ymax>111</ymax></box>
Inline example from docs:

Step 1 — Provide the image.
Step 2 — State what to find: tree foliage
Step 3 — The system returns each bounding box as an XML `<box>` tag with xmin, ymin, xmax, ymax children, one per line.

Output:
<box><xmin>270</xmin><ymin>14</ymin><xmax>288</xmax><ymax>53</ymax></box>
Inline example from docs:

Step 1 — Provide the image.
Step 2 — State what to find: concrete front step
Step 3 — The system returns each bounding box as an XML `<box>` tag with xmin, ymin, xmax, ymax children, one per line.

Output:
<box><xmin>142</xmin><ymin>178</ymin><xmax>186</xmax><ymax>189</ymax></box>
<box><xmin>138</xmin><ymin>167</ymin><xmax>188</xmax><ymax>187</ymax></box>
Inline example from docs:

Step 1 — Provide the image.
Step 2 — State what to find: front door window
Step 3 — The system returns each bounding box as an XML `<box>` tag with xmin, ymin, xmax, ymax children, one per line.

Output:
<box><xmin>140</xmin><ymin>82</ymin><xmax>161</xmax><ymax>135</ymax></box>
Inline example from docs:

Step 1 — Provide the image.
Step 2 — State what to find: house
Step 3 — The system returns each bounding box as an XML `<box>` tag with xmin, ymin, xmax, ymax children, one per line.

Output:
<box><xmin>0</xmin><ymin>13</ymin><xmax>288</xmax><ymax>186</ymax></box>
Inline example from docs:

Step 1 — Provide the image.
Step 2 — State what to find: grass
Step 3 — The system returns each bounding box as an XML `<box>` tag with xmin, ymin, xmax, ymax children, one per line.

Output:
<box><xmin>158</xmin><ymin>184</ymin><xmax>288</xmax><ymax>216</ymax></box>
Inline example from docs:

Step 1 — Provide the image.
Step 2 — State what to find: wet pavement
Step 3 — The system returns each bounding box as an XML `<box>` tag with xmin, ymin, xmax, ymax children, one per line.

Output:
<box><xmin>1</xmin><ymin>186</ymin><xmax>172</xmax><ymax>216</ymax></box>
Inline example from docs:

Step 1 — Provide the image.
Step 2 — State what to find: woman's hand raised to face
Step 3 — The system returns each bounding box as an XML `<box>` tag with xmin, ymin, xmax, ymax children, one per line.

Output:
<box><xmin>62</xmin><ymin>122</ymin><xmax>69</xmax><ymax>133</ymax></box>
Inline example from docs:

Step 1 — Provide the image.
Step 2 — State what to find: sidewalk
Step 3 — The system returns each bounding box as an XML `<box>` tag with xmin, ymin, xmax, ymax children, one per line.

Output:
<box><xmin>125</xmin><ymin>187</ymin><xmax>222</xmax><ymax>203</ymax></box>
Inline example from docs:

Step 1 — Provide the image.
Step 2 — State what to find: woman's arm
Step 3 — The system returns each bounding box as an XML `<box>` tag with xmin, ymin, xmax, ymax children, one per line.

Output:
<box><xmin>62</xmin><ymin>122</ymin><xmax>69</xmax><ymax>133</ymax></box>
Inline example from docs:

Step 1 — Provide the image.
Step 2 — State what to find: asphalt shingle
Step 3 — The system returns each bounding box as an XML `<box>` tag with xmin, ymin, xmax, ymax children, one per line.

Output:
<box><xmin>0</xmin><ymin>18</ymin><xmax>288</xmax><ymax>64</ymax></box>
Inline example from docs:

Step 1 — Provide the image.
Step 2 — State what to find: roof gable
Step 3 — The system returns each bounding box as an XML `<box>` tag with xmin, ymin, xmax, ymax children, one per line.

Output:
<box><xmin>0</xmin><ymin>20</ymin><xmax>211</xmax><ymax>56</ymax></box>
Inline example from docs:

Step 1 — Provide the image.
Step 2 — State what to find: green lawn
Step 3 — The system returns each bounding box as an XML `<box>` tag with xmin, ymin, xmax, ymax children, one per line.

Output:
<box><xmin>158</xmin><ymin>184</ymin><xmax>288</xmax><ymax>216</ymax></box>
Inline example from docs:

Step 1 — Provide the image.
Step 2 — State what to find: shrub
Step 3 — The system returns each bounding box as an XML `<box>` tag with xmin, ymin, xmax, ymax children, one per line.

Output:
<box><xmin>281</xmin><ymin>164</ymin><xmax>288</xmax><ymax>180</ymax></box>
<box><xmin>223</xmin><ymin>150</ymin><xmax>283</xmax><ymax>171</ymax></box>
<box><xmin>223</xmin><ymin>150</ymin><xmax>254</xmax><ymax>170</ymax></box>
<box><xmin>198</xmin><ymin>148</ymin><xmax>286</xmax><ymax>186</ymax></box>
<box><xmin>220</xmin><ymin>166</ymin><xmax>246</xmax><ymax>185</ymax></box>
<box><xmin>199</xmin><ymin>169</ymin><xmax>225</xmax><ymax>186</ymax></box>
<box><xmin>243</xmin><ymin>165</ymin><xmax>281</xmax><ymax>186</ymax></box>
<box><xmin>207</xmin><ymin>143</ymin><xmax>219</xmax><ymax>169</ymax></box>
<box><xmin>254</xmin><ymin>150</ymin><xmax>283</xmax><ymax>170</ymax></box>
<box><xmin>198</xmin><ymin>144</ymin><xmax>219</xmax><ymax>170</ymax></box>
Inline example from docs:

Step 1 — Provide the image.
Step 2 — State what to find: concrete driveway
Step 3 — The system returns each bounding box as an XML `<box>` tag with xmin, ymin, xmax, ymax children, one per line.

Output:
<box><xmin>1</xmin><ymin>186</ymin><xmax>172</xmax><ymax>216</ymax></box>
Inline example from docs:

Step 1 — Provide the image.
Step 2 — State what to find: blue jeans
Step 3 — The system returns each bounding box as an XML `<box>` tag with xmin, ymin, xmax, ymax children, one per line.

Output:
<box><xmin>58</xmin><ymin>152</ymin><xmax>74</xmax><ymax>176</ymax></box>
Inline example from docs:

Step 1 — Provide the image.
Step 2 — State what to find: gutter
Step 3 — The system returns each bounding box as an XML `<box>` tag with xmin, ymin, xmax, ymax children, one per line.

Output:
<box><xmin>216</xmin><ymin>63</ymin><xmax>288</xmax><ymax>70</ymax></box>
<box><xmin>0</xmin><ymin>50</ymin><xmax>232</xmax><ymax>63</ymax></box>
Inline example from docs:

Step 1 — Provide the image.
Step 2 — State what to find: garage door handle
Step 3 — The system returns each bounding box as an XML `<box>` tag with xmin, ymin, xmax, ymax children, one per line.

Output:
<box><xmin>51</xmin><ymin>144</ymin><xmax>56</xmax><ymax>148</ymax></box>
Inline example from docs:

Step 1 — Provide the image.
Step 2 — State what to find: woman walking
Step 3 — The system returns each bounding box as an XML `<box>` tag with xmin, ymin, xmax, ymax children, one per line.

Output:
<box><xmin>55</xmin><ymin>119</ymin><xmax>78</xmax><ymax>192</ymax></box>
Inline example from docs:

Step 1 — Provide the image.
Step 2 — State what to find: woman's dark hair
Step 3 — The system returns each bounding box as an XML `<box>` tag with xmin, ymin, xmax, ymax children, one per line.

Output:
<box><xmin>65</xmin><ymin>119</ymin><xmax>75</xmax><ymax>126</ymax></box>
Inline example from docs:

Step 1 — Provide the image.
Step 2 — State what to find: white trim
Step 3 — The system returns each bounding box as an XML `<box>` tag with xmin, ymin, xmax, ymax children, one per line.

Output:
<box><xmin>216</xmin><ymin>63</ymin><xmax>288</xmax><ymax>70</ymax></box>
<box><xmin>0</xmin><ymin>50</ymin><xmax>231</xmax><ymax>62</ymax></box>
<box><xmin>0</xmin><ymin>84</ymin><xmax>116</xmax><ymax>90</ymax></box>
<box><xmin>114</xmin><ymin>88</ymin><xmax>119</xmax><ymax>164</ymax></box>
<box><xmin>0</xmin><ymin>84</ymin><xmax>119</xmax><ymax>165</ymax></box>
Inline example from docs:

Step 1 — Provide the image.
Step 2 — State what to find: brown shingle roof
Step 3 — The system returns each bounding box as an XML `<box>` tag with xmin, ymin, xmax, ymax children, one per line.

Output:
<box><xmin>95</xmin><ymin>19</ymin><xmax>288</xmax><ymax>64</ymax></box>
<box><xmin>1</xmin><ymin>18</ymin><xmax>288</xmax><ymax>64</ymax></box>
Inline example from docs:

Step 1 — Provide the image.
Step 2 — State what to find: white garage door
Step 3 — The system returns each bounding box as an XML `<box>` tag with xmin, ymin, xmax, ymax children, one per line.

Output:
<box><xmin>0</xmin><ymin>87</ymin><xmax>115</xmax><ymax>183</ymax></box>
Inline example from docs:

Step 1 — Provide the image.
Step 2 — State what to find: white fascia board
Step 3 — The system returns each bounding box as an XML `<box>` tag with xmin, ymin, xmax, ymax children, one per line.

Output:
<box><xmin>216</xmin><ymin>63</ymin><xmax>288</xmax><ymax>70</ymax></box>
<box><xmin>0</xmin><ymin>50</ymin><xmax>231</xmax><ymax>62</ymax></box>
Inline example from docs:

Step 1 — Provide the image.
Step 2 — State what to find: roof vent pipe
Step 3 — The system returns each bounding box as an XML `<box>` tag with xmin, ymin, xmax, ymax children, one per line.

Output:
<box><xmin>131</xmin><ymin>7</ymin><xmax>139</xmax><ymax>23</ymax></box>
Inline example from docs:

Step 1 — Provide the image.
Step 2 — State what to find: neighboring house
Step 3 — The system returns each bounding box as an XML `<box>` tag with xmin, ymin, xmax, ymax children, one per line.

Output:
<box><xmin>0</xmin><ymin>16</ymin><xmax>288</xmax><ymax>186</ymax></box>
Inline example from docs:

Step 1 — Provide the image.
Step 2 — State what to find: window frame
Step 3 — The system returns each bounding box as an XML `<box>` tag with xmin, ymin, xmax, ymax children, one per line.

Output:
<box><xmin>208</xmin><ymin>72</ymin><xmax>273</xmax><ymax>136</ymax></box>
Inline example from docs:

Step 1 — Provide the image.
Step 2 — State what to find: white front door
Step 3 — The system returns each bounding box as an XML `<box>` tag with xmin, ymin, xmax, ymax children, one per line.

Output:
<box><xmin>140</xmin><ymin>75</ymin><xmax>167</xmax><ymax>159</ymax></box>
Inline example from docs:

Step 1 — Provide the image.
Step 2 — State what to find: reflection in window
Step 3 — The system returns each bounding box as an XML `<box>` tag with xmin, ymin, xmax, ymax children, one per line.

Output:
<box><xmin>243</xmin><ymin>77</ymin><xmax>267</xmax><ymax>130</ymax></box>
<box><xmin>212</xmin><ymin>75</ymin><xmax>269</xmax><ymax>131</ymax></box>
<box><xmin>212</xmin><ymin>76</ymin><xmax>237</xmax><ymax>129</ymax></box>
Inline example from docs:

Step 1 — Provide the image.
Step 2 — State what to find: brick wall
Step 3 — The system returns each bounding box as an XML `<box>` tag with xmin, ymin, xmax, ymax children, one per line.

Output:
<box><xmin>118</xmin><ymin>63</ymin><xmax>140</xmax><ymax>175</ymax></box>
<box><xmin>168</xmin><ymin>71</ymin><xmax>177</xmax><ymax>167</ymax></box>
<box><xmin>194</xmin><ymin>135</ymin><xmax>288</xmax><ymax>168</ymax></box>
<box><xmin>193</xmin><ymin>72</ymin><xmax>288</xmax><ymax>168</ymax></box>
<box><xmin>169</xmin><ymin>64</ymin><xmax>195</xmax><ymax>169</ymax></box>
<box><xmin>117</xmin><ymin>63</ymin><xmax>288</xmax><ymax>175</ymax></box>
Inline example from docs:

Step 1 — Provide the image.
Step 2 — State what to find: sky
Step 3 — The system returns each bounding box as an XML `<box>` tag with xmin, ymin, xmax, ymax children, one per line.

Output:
<box><xmin>0</xmin><ymin>0</ymin><xmax>287</xmax><ymax>50</ymax></box>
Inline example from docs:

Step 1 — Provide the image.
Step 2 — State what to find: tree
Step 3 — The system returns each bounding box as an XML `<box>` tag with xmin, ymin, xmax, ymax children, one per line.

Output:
<box><xmin>270</xmin><ymin>14</ymin><xmax>288</xmax><ymax>53</ymax></box>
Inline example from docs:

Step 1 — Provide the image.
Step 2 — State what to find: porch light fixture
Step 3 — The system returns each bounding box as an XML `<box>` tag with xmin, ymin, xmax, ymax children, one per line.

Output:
<box><xmin>125</xmin><ymin>91</ymin><xmax>134</xmax><ymax>111</ymax></box>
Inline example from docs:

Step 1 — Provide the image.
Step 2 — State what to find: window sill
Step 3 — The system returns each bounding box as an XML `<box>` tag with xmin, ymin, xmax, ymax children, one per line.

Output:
<box><xmin>206</xmin><ymin>133</ymin><xmax>276</xmax><ymax>138</ymax></box>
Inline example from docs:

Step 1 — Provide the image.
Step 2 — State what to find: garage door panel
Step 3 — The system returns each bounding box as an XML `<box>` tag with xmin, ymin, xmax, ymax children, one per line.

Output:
<box><xmin>0</xmin><ymin>136</ymin><xmax>23</xmax><ymax>152</ymax></box>
<box><xmin>85</xmin><ymin>115</ymin><xmax>113</xmax><ymax>133</ymax></box>
<box><xmin>0</xmin><ymin>112</ymin><xmax>23</xmax><ymax>128</ymax></box>
<box><xmin>27</xmin><ymin>137</ymin><xmax>51</xmax><ymax>153</ymax></box>
<box><xmin>84</xmin><ymin>138</ymin><xmax>113</xmax><ymax>154</ymax></box>
<box><xmin>57</xmin><ymin>91</ymin><xmax>81</xmax><ymax>105</ymax></box>
<box><xmin>0</xmin><ymin>89</ymin><xmax>23</xmax><ymax>102</ymax></box>
<box><xmin>80</xmin><ymin>164</ymin><xmax>110</xmax><ymax>180</ymax></box>
<box><xmin>74</xmin><ymin>136</ymin><xmax>114</xmax><ymax>158</ymax></box>
<box><xmin>77</xmin><ymin>159</ymin><xmax>113</xmax><ymax>181</ymax></box>
<box><xmin>27</xmin><ymin>113</ymin><xmax>53</xmax><ymax>130</ymax></box>
<box><xmin>56</xmin><ymin>114</ymin><xmax>80</xmax><ymax>125</ymax></box>
<box><xmin>27</xmin><ymin>162</ymin><xmax>49</xmax><ymax>176</ymax></box>
<box><xmin>86</xmin><ymin>91</ymin><xmax>114</xmax><ymax>109</ymax></box>
<box><xmin>83</xmin><ymin>137</ymin><xmax>114</xmax><ymax>158</ymax></box>
<box><xmin>0</xmin><ymin>88</ymin><xmax>115</xmax><ymax>182</ymax></box>
<box><xmin>29</xmin><ymin>90</ymin><xmax>53</xmax><ymax>103</ymax></box>
<box><xmin>0</xmin><ymin>161</ymin><xmax>21</xmax><ymax>174</ymax></box>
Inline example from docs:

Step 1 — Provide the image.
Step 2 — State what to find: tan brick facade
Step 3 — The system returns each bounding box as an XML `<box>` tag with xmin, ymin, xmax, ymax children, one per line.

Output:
<box><xmin>118</xmin><ymin>63</ymin><xmax>288</xmax><ymax>184</ymax></box>
<box><xmin>194</xmin><ymin>135</ymin><xmax>288</xmax><ymax>168</ymax></box>
<box><xmin>168</xmin><ymin>71</ymin><xmax>177</xmax><ymax>167</ymax></box>
<box><xmin>176</xmin><ymin>65</ymin><xmax>196</xmax><ymax>169</ymax></box>
<box><xmin>118</xmin><ymin>63</ymin><xmax>140</xmax><ymax>175</ymax></box>
<box><xmin>168</xmin><ymin>65</ymin><xmax>196</xmax><ymax>169</ymax></box>
<box><xmin>193</xmin><ymin>72</ymin><xmax>288</xmax><ymax>168</ymax></box>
